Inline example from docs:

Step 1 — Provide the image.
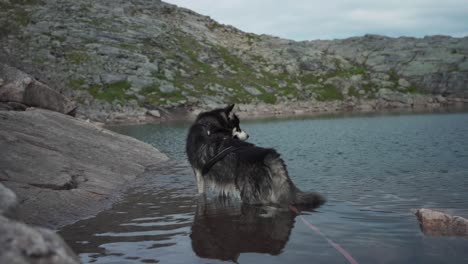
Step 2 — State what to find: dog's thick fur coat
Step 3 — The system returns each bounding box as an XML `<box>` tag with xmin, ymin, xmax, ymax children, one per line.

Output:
<box><xmin>186</xmin><ymin>105</ymin><xmax>325</xmax><ymax>206</ymax></box>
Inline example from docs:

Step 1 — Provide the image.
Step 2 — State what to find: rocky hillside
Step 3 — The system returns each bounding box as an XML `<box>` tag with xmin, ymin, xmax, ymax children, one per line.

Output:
<box><xmin>1</xmin><ymin>0</ymin><xmax>467</xmax><ymax>122</ymax></box>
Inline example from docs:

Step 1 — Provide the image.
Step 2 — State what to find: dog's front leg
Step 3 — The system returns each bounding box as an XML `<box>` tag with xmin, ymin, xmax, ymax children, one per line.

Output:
<box><xmin>195</xmin><ymin>169</ymin><xmax>205</xmax><ymax>194</ymax></box>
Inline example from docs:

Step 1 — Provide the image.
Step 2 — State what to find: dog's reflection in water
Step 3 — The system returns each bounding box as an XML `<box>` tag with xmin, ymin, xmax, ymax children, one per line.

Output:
<box><xmin>190</xmin><ymin>196</ymin><xmax>319</xmax><ymax>262</ymax></box>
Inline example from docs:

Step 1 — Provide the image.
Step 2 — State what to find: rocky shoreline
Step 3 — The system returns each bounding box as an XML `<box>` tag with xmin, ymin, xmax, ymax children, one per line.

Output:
<box><xmin>100</xmin><ymin>94</ymin><xmax>468</xmax><ymax>125</ymax></box>
<box><xmin>0</xmin><ymin>63</ymin><xmax>173</xmax><ymax>262</ymax></box>
<box><xmin>2</xmin><ymin>1</ymin><xmax>467</xmax><ymax>126</ymax></box>
<box><xmin>0</xmin><ymin>108</ymin><xmax>168</xmax><ymax>263</ymax></box>
<box><xmin>1</xmin><ymin>67</ymin><xmax>467</xmax><ymax>263</ymax></box>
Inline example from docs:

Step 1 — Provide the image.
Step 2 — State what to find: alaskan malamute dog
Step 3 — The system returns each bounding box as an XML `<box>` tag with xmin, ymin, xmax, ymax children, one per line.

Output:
<box><xmin>186</xmin><ymin>105</ymin><xmax>325</xmax><ymax>206</ymax></box>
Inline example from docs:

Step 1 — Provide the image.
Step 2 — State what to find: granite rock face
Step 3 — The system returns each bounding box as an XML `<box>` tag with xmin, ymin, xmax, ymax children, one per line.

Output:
<box><xmin>308</xmin><ymin>35</ymin><xmax>468</xmax><ymax>98</ymax></box>
<box><xmin>416</xmin><ymin>208</ymin><xmax>468</xmax><ymax>237</ymax></box>
<box><xmin>0</xmin><ymin>109</ymin><xmax>168</xmax><ymax>228</ymax></box>
<box><xmin>0</xmin><ymin>0</ymin><xmax>466</xmax><ymax>122</ymax></box>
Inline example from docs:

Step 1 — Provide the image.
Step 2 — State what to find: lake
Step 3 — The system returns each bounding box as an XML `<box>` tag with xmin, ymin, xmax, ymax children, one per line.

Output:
<box><xmin>60</xmin><ymin>111</ymin><xmax>468</xmax><ymax>263</ymax></box>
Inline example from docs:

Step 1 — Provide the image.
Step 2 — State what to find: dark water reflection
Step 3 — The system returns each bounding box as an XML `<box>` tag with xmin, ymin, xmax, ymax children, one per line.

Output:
<box><xmin>192</xmin><ymin>197</ymin><xmax>300</xmax><ymax>262</ymax></box>
<box><xmin>60</xmin><ymin>163</ymin><xmax>305</xmax><ymax>263</ymax></box>
<box><xmin>60</xmin><ymin>111</ymin><xmax>468</xmax><ymax>263</ymax></box>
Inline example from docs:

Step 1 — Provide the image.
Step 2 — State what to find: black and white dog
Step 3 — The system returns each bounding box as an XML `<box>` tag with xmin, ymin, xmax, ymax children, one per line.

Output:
<box><xmin>186</xmin><ymin>105</ymin><xmax>325</xmax><ymax>206</ymax></box>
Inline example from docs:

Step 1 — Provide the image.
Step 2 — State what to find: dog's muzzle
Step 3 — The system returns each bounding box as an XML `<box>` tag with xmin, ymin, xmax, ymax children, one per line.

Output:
<box><xmin>233</xmin><ymin>129</ymin><xmax>249</xmax><ymax>141</ymax></box>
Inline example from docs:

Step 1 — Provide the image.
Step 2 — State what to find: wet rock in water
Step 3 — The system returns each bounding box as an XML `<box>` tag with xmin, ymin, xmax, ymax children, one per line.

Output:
<box><xmin>0</xmin><ymin>215</ymin><xmax>79</xmax><ymax>264</ymax></box>
<box><xmin>415</xmin><ymin>208</ymin><xmax>468</xmax><ymax>237</ymax></box>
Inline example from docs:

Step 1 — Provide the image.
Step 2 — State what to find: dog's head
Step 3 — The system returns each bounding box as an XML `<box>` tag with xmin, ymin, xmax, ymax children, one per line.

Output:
<box><xmin>230</xmin><ymin>113</ymin><xmax>249</xmax><ymax>141</ymax></box>
<box><xmin>195</xmin><ymin>104</ymin><xmax>249</xmax><ymax>141</ymax></box>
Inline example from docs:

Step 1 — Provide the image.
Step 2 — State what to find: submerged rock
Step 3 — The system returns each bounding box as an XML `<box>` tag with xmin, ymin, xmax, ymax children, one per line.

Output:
<box><xmin>416</xmin><ymin>208</ymin><xmax>468</xmax><ymax>237</ymax></box>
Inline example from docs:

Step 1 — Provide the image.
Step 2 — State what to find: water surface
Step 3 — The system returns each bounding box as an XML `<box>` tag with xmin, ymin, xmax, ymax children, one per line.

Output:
<box><xmin>60</xmin><ymin>111</ymin><xmax>468</xmax><ymax>263</ymax></box>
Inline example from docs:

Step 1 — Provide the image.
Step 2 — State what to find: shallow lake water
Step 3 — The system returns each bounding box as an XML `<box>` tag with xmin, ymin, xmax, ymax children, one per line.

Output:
<box><xmin>60</xmin><ymin>111</ymin><xmax>468</xmax><ymax>263</ymax></box>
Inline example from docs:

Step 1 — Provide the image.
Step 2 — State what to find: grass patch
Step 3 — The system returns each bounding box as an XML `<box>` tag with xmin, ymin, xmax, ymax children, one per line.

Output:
<box><xmin>405</xmin><ymin>85</ymin><xmax>425</xmax><ymax>94</ymax></box>
<box><xmin>32</xmin><ymin>57</ymin><xmax>47</xmax><ymax>64</ymax></box>
<box><xmin>66</xmin><ymin>50</ymin><xmax>89</xmax><ymax>65</ymax></box>
<box><xmin>207</xmin><ymin>21</ymin><xmax>223</xmax><ymax>31</ymax></box>
<box><xmin>216</xmin><ymin>46</ymin><xmax>247</xmax><ymax>72</ymax></box>
<box><xmin>299</xmin><ymin>74</ymin><xmax>321</xmax><ymax>85</ymax></box>
<box><xmin>0</xmin><ymin>1</ymin><xmax>33</xmax><ymax>27</ymax></box>
<box><xmin>68</xmin><ymin>79</ymin><xmax>86</xmax><ymax>89</ymax></box>
<box><xmin>139</xmin><ymin>83</ymin><xmax>187</xmax><ymax>106</ymax></box>
<box><xmin>334</xmin><ymin>65</ymin><xmax>367</xmax><ymax>78</ymax></box>
<box><xmin>256</xmin><ymin>87</ymin><xmax>277</xmax><ymax>104</ymax></box>
<box><xmin>246</xmin><ymin>33</ymin><xmax>259</xmax><ymax>46</ymax></box>
<box><xmin>348</xmin><ymin>86</ymin><xmax>361</xmax><ymax>97</ymax></box>
<box><xmin>14</xmin><ymin>9</ymin><xmax>31</xmax><ymax>26</ymax></box>
<box><xmin>89</xmin><ymin>81</ymin><xmax>133</xmax><ymax>103</ymax></box>
<box><xmin>118</xmin><ymin>43</ymin><xmax>139</xmax><ymax>51</ymax></box>
<box><xmin>388</xmin><ymin>69</ymin><xmax>399</xmax><ymax>83</ymax></box>
<box><xmin>315</xmin><ymin>84</ymin><xmax>343</xmax><ymax>101</ymax></box>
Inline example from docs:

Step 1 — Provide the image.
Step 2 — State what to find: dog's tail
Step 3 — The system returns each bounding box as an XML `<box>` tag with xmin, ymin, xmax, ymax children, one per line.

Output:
<box><xmin>294</xmin><ymin>191</ymin><xmax>326</xmax><ymax>208</ymax></box>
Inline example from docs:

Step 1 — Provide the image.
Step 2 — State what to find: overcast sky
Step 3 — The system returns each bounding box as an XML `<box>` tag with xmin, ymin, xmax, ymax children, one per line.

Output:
<box><xmin>165</xmin><ymin>0</ymin><xmax>468</xmax><ymax>40</ymax></box>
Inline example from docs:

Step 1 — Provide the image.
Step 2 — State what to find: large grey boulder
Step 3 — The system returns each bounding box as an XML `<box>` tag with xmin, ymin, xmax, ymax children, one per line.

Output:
<box><xmin>0</xmin><ymin>109</ymin><xmax>168</xmax><ymax>228</ymax></box>
<box><xmin>0</xmin><ymin>64</ymin><xmax>32</xmax><ymax>103</ymax></box>
<box><xmin>0</xmin><ymin>215</ymin><xmax>79</xmax><ymax>264</ymax></box>
<box><xmin>416</xmin><ymin>208</ymin><xmax>468</xmax><ymax>237</ymax></box>
<box><xmin>0</xmin><ymin>64</ymin><xmax>76</xmax><ymax>115</ymax></box>
<box><xmin>23</xmin><ymin>80</ymin><xmax>76</xmax><ymax>115</ymax></box>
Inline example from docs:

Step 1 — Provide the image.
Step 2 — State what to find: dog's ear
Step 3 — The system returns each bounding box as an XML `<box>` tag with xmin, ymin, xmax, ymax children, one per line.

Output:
<box><xmin>232</xmin><ymin>114</ymin><xmax>239</xmax><ymax>124</ymax></box>
<box><xmin>224</xmin><ymin>104</ymin><xmax>235</xmax><ymax>114</ymax></box>
<box><xmin>224</xmin><ymin>104</ymin><xmax>235</xmax><ymax>119</ymax></box>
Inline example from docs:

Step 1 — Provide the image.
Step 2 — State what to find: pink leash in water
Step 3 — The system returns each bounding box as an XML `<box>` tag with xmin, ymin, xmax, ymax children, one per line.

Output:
<box><xmin>289</xmin><ymin>205</ymin><xmax>358</xmax><ymax>264</ymax></box>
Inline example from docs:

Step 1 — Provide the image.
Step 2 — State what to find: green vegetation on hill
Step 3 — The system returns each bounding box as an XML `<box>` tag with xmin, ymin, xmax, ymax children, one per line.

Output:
<box><xmin>0</xmin><ymin>0</ymin><xmax>447</xmax><ymax>115</ymax></box>
<box><xmin>89</xmin><ymin>81</ymin><xmax>134</xmax><ymax>103</ymax></box>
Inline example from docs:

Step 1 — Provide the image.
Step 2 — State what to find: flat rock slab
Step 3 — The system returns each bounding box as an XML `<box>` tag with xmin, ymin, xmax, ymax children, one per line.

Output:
<box><xmin>416</xmin><ymin>208</ymin><xmax>468</xmax><ymax>237</ymax></box>
<box><xmin>0</xmin><ymin>109</ymin><xmax>168</xmax><ymax>228</ymax></box>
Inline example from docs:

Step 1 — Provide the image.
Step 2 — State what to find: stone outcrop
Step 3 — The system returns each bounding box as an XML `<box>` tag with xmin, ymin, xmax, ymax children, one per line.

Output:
<box><xmin>0</xmin><ymin>183</ymin><xmax>80</xmax><ymax>264</ymax></box>
<box><xmin>309</xmin><ymin>35</ymin><xmax>468</xmax><ymax>98</ymax></box>
<box><xmin>0</xmin><ymin>64</ymin><xmax>76</xmax><ymax>115</ymax></box>
<box><xmin>0</xmin><ymin>0</ymin><xmax>466</xmax><ymax>122</ymax></box>
<box><xmin>416</xmin><ymin>208</ymin><xmax>468</xmax><ymax>237</ymax></box>
<box><xmin>0</xmin><ymin>109</ymin><xmax>168</xmax><ymax>228</ymax></box>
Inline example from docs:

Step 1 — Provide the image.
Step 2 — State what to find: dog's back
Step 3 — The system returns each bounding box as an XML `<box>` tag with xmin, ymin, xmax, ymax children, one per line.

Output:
<box><xmin>186</xmin><ymin>105</ymin><xmax>325</xmax><ymax>207</ymax></box>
